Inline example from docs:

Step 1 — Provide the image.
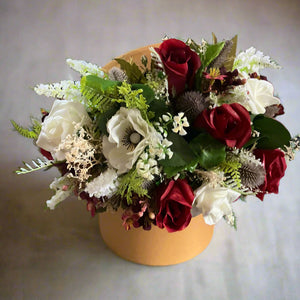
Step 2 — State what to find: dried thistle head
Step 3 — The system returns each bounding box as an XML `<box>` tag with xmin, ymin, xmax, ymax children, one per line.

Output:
<box><xmin>174</xmin><ymin>91</ymin><xmax>210</xmax><ymax>123</ymax></box>
<box><xmin>239</xmin><ymin>161</ymin><xmax>266</xmax><ymax>189</ymax></box>
<box><xmin>108</xmin><ymin>67</ymin><xmax>128</xmax><ymax>82</ymax></box>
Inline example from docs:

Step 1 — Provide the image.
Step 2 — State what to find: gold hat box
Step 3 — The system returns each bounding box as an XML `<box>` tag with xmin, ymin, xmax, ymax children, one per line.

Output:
<box><xmin>99</xmin><ymin>44</ymin><xmax>214</xmax><ymax>266</ymax></box>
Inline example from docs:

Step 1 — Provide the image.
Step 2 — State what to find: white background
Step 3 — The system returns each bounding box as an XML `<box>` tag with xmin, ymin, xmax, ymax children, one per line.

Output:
<box><xmin>1</xmin><ymin>0</ymin><xmax>299</xmax><ymax>299</ymax></box>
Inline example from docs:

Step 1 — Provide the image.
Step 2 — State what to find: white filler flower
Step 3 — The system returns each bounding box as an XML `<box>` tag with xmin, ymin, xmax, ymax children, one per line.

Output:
<box><xmin>244</xmin><ymin>78</ymin><xmax>280</xmax><ymax>114</ymax></box>
<box><xmin>192</xmin><ymin>183</ymin><xmax>240</xmax><ymax>225</ymax></box>
<box><xmin>103</xmin><ymin>107</ymin><xmax>161</xmax><ymax>174</ymax></box>
<box><xmin>36</xmin><ymin>100</ymin><xmax>91</xmax><ymax>160</ymax></box>
<box><xmin>85</xmin><ymin>168</ymin><xmax>119</xmax><ymax>198</ymax></box>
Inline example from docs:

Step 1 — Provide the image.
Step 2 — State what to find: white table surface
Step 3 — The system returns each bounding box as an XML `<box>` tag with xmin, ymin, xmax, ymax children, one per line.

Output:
<box><xmin>1</xmin><ymin>1</ymin><xmax>299</xmax><ymax>299</ymax></box>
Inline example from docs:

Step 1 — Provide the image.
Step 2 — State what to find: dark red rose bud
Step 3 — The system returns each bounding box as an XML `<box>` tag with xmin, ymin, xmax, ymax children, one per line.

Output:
<box><xmin>155</xmin><ymin>39</ymin><xmax>201</xmax><ymax>97</ymax></box>
<box><xmin>253</xmin><ymin>149</ymin><xmax>287</xmax><ymax>201</ymax></box>
<box><xmin>155</xmin><ymin>179</ymin><xmax>194</xmax><ymax>232</ymax></box>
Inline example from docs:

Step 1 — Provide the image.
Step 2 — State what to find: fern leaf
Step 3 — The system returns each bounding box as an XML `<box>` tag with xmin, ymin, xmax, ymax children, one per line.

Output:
<box><xmin>11</xmin><ymin>120</ymin><xmax>38</xmax><ymax>139</ymax></box>
<box><xmin>15</xmin><ymin>158</ymin><xmax>53</xmax><ymax>175</ymax></box>
<box><xmin>80</xmin><ymin>75</ymin><xmax>119</xmax><ymax>113</ymax></box>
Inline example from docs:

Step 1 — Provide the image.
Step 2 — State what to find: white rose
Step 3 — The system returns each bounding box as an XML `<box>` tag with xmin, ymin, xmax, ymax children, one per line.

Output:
<box><xmin>36</xmin><ymin>100</ymin><xmax>91</xmax><ymax>160</ymax></box>
<box><xmin>192</xmin><ymin>184</ymin><xmax>240</xmax><ymax>225</ymax></box>
<box><xmin>244</xmin><ymin>78</ymin><xmax>280</xmax><ymax>114</ymax></box>
<box><xmin>102</xmin><ymin>107</ymin><xmax>160</xmax><ymax>174</ymax></box>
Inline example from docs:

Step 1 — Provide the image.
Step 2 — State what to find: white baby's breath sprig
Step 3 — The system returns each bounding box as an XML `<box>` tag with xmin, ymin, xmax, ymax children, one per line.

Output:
<box><xmin>66</xmin><ymin>58</ymin><xmax>104</xmax><ymax>77</ymax></box>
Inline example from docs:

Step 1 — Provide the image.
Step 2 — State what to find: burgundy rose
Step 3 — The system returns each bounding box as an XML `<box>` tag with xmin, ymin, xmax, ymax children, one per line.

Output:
<box><xmin>155</xmin><ymin>39</ymin><xmax>201</xmax><ymax>96</ymax></box>
<box><xmin>155</xmin><ymin>179</ymin><xmax>194</xmax><ymax>232</ymax></box>
<box><xmin>253</xmin><ymin>149</ymin><xmax>287</xmax><ymax>201</ymax></box>
<box><xmin>194</xmin><ymin>103</ymin><xmax>252</xmax><ymax>148</ymax></box>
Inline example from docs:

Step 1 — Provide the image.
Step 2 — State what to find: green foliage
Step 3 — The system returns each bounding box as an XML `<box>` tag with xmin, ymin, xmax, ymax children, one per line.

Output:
<box><xmin>218</xmin><ymin>158</ymin><xmax>242</xmax><ymax>188</ymax></box>
<box><xmin>15</xmin><ymin>158</ymin><xmax>53</xmax><ymax>175</ymax></box>
<box><xmin>116</xmin><ymin>169</ymin><xmax>149</xmax><ymax>205</ymax></box>
<box><xmin>195</xmin><ymin>41</ymin><xmax>225</xmax><ymax>90</ymax></box>
<box><xmin>95</xmin><ymin>106</ymin><xmax>119</xmax><ymax>135</ymax></box>
<box><xmin>113</xmin><ymin>81</ymin><xmax>150</xmax><ymax>121</ymax></box>
<box><xmin>81</xmin><ymin>75</ymin><xmax>120</xmax><ymax>113</ymax></box>
<box><xmin>115</xmin><ymin>58</ymin><xmax>146</xmax><ymax>83</ymax></box>
<box><xmin>159</xmin><ymin>133</ymin><xmax>197</xmax><ymax>178</ymax></box>
<box><xmin>11</xmin><ymin>118</ymin><xmax>41</xmax><ymax>139</ymax></box>
<box><xmin>201</xmin><ymin>42</ymin><xmax>225</xmax><ymax>68</ymax></box>
<box><xmin>252</xmin><ymin>115</ymin><xmax>291</xmax><ymax>149</ymax></box>
<box><xmin>189</xmin><ymin>133</ymin><xmax>226</xmax><ymax>169</ymax></box>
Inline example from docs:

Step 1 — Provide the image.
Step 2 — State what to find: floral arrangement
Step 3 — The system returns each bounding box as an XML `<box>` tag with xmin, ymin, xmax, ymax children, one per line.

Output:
<box><xmin>13</xmin><ymin>35</ymin><xmax>299</xmax><ymax>232</ymax></box>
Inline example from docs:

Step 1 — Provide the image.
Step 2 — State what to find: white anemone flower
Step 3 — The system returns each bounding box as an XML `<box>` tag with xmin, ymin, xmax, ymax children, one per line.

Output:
<box><xmin>192</xmin><ymin>183</ymin><xmax>240</xmax><ymax>225</ymax></box>
<box><xmin>244</xmin><ymin>78</ymin><xmax>280</xmax><ymax>114</ymax></box>
<box><xmin>102</xmin><ymin>107</ymin><xmax>161</xmax><ymax>174</ymax></box>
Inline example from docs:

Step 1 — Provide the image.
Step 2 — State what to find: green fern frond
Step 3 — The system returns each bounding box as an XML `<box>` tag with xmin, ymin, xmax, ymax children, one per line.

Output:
<box><xmin>15</xmin><ymin>157</ymin><xmax>53</xmax><ymax>175</ymax></box>
<box><xmin>222</xmin><ymin>178</ymin><xmax>253</xmax><ymax>195</ymax></box>
<box><xmin>11</xmin><ymin>120</ymin><xmax>39</xmax><ymax>139</ymax></box>
<box><xmin>113</xmin><ymin>81</ymin><xmax>150</xmax><ymax>121</ymax></box>
<box><xmin>81</xmin><ymin>75</ymin><xmax>120</xmax><ymax>113</ymax></box>
<box><xmin>116</xmin><ymin>169</ymin><xmax>149</xmax><ymax>205</ymax></box>
<box><xmin>218</xmin><ymin>159</ymin><xmax>242</xmax><ymax>188</ymax></box>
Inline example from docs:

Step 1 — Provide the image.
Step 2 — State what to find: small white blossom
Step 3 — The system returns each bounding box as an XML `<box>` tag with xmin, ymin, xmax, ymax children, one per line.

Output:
<box><xmin>162</xmin><ymin>114</ymin><xmax>170</xmax><ymax>122</ymax></box>
<box><xmin>85</xmin><ymin>168</ymin><xmax>119</xmax><ymax>199</ymax></box>
<box><xmin>66</xmin><ymin>58</ymin><xmax>104</xmax><ymax>77</ymax></box>
<box><xmin>136</xmin><ymin>150</ymin><xmax>160</xmax><ymax>181</ymax></box>
<box><xmin>172</xmin><ymin>112</ymin><xmax>189</xmax><ymax>136</ymax></box>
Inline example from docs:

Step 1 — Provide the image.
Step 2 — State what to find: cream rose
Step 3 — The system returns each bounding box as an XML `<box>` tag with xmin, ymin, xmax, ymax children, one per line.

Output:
<box><xmin>244</xmin><ymin>78</ymin><xmax>280</xmax><ymax>114</ymax></box>
<box><xmin>192</xmin><ymin>184</ymin><xmax>240</xmax><ymax>225</ymax></box>
<box><xmin>36</xmin><ymin>100</ymin><xmax>91</xmax><ymax>160</ymax></box>
<box><xmin>102</xmin><ymin>107</ymin><xmax>160</xmax><ymax>174</ymax></box>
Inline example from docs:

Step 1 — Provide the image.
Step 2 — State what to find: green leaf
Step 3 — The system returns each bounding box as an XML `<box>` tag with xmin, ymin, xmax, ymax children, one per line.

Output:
<box><xmin>131</xmin><ymin>83</ymin><xmax>155</xmax><ymax>103</ymax></box>
<box><xmin>189</xmin><ymin>133</ymin><xmax>226</xmax><ymax>169</ymax></box>
<box><xmin>95</xmin><ymin>105</ymin><xmax>119</xmax><ymax>135</ymax></box>
<box><xmin>81</xmin><ymin>75</ymin><xmax>120</xmax><ymax>113</ymax></box>
<box><xmin>202</xmin><ymin>42</ymin><xmax>225</xmax><ymax>69</ymax></box>
<box><xmin>253</xmin><ymin>115</ymin><xmax>291</xmax><ymax>149</ymax></box>
<box><xmin>159</xmin><ymin>133</ymin><xmax>197</xmax><ymax>178</ymax></box>
<box><xmin>81</xmin><ymin>75</ymin><xmax>119</xmax><ymax>95</ymax></box>
<box><xmin>195</xmin><ymin>41</ymin><xmax>225</xmax><ymax>90</ymax></box>
<box><xmin>115</xmin><ymin>58</ymin><xmax>146</xmax><ymax>83</ymax></box>
<box><xmin>148</xmin><ymin>99</ymin><xmax>169</xmax><ymax>121</ymax></box>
